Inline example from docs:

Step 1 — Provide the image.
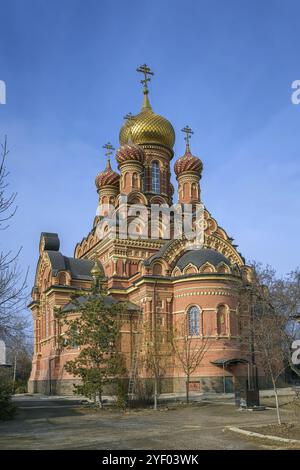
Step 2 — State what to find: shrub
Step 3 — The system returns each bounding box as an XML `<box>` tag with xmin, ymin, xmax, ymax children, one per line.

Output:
<box><xmin>0</xmin><ymin>383</ymin><xmax>16</xmax><ymax>420</ymax></box>
<box><xmin>115</xmin><ymin>380</ymin><xmax>128</xmax><ymax>410</ymax></box>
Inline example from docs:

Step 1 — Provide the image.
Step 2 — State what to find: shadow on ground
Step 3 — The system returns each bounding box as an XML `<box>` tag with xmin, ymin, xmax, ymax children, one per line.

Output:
<box><xmin>0</xmin><ymin>394</ymin><xmax>298</xmax><ymax>450</ymax></box>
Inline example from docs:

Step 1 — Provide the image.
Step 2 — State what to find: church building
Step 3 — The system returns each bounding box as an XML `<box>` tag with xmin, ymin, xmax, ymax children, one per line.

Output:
<box><xmin>28</xmin><ymin>65</ymin><xmax>259</xmax><ymax>395</ymax></box>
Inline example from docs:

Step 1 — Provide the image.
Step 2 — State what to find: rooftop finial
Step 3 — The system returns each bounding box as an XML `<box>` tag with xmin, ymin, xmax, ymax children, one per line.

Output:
<box><xmin>181</xmin><ymin>125</ymin><xmax>194</xmax><ymax>153</ymax></box>
<box><xmin>124</xmin><ymin>112</ymin><xmax>136</xmax><ymax>144</ymax></box>
<box><xmin>102</xmin><ymin>142</ymin><xmax>115</xmax><ymax>170</ymax></box>
<box><xmin>136</xmin><ymin>63</ymin><xmax>154</xmax><ymax>110</ymax></box>
<box><xmin>91</xmin><ymin>260</ymin><xmax>103</xmax><ymax>293</ymax></box>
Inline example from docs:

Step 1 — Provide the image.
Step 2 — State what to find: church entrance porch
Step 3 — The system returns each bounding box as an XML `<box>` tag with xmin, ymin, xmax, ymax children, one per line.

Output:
<box><xmin>210</xmin><ymin>358</ymin><xmax>251</xmax><ymax>393</ymax></box>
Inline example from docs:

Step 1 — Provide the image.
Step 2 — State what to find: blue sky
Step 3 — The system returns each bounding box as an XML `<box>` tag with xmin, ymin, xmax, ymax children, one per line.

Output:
<box><xmin>1</xmin><ymin>0</ymin><xmax>300</xmax><ymax>296</ymax></box>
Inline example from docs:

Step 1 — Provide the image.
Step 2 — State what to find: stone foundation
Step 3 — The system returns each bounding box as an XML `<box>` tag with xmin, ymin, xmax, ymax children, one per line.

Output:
<box><xmin>28</xmin><ymin>375</ymin><xmax>272</xmax><ymax>396</ymax></box>
<box><xmin>28</xmin><ymin>379</ymin><xmax>82</xmax><ymax>396</ymax></box>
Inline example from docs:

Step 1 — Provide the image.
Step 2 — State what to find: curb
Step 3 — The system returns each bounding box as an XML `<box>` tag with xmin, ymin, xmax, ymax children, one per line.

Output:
<box><xmin>225</xmin><ymin>426</ymin><xmax>300</xmax><ymax>445</ymax></box>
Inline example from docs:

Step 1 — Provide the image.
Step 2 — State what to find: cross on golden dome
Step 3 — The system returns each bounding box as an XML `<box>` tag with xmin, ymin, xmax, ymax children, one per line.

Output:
<box><xmin>119</xmin><ymin>65</ymin><xmax>175</xmax><ymax>148</ymax></box>
<box><xmin>181</xmin><ymin>125</ymin><xmax>194</xmax><ymax>145</ymax></box>
<box><xmin>137</xmin><ymin>64</ymin><xmax>154</xmax><ymax>110</ymax></box>
<box><xmin>123</xmin><ymin>112</ymin><xmax>135</xmax><ymax>122</ymax></box>
<box><xmin>136</xmin><ymin>63</ymin><xmax>154</xmax><ymax>92</ymax></box>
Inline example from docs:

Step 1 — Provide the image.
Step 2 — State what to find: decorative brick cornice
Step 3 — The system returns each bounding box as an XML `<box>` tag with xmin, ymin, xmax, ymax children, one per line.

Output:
<box><xmin>174</xmin><ymin>290</ymin><xmax>238</xmax><ymax>299</ymax></box>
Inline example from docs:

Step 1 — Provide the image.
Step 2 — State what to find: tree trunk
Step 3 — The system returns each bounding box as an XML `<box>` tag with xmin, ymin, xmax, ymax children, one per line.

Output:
<box><xmin>154</xmin><ymin>377</ymin><xmax>158</xmax><ymax>410</ymax></box>
<box><xmin>272</xmin><ymin>380</ymin><xmax>281</xmax><ymax>425</ymax></box>
<box><xmin>186</xmin><ymin>376</ymin><xmax>190</xmax><ymax>404</ymax></box>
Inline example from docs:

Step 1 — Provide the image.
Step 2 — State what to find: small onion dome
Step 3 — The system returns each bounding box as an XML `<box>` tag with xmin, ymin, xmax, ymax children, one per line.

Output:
<box><xmin>90</xmin><ymin>260</ymin><xmax>104</xmax><ymax>278</ymax></box>
<box><xmin>116</xmin><ymin>143</ymin><xmax>145</xmax><ymax>166</ymax></box>
<box><xmin>174</xmin><ymin>143</ymin><xmax>203</xmax><ymax>177</ymax></box>
<box><xmin>95</xmin><ymin>159</ymin><xmax>120</xmax><ymax>190</ymax></box>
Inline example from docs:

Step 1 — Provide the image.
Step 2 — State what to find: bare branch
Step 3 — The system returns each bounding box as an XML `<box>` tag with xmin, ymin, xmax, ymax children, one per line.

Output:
<box><xmin>0</xmin><ymin>137</ymin><xmax>30</xmax><ymax>345</ymax></box>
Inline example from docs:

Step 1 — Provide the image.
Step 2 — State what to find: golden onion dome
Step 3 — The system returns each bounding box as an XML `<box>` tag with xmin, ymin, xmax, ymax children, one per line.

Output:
<box><xmin>90</xmin><ymin>260</ymin><xmax>103</xmax><ymax>278</ymax></box>
<box><xmin>119</xmin><ymin>91</ymin><xmax>175</xmax><ymax>149</ymax></box>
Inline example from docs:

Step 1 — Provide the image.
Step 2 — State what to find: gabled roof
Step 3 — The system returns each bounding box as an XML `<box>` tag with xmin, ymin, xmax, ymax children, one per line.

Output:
<box><xmin>38</xmin><ymin>233</ymin><xmax>96</xmax><ymax>282</ymax></box>
<box><xmin>47</xmin><ymin>251</ymin><xmax>94</xmax><ymax>281</ymax></box>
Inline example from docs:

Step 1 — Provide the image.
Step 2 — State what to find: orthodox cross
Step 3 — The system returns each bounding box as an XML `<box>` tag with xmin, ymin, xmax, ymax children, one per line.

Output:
<box><xmin>181</xmin><ymin>125</ymin><xmax>194</xmax><ymax>145</ymax></box>
<box><xmin>102</xmin><ymin>142</ymin><xmax>115</xmax><ymax>158</ymax></box>
<box><xmin>123</xmin><ymin>112</ymin><xmax>136</xmax><ymax>123</ymax></box>
<box><xmin>136</xmin><ymin>63</ymin><xmax>154</xmax><ymax>91</ymax></box>
<box><xmin>102</xmin><ymin>142</ymin><xmax>115</xmax><ymax>167</ymax></box>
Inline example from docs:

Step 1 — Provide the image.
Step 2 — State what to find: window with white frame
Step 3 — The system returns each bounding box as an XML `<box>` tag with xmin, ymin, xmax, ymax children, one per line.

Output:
<box><xmin>188</xmin><ymin>305</ymin><xmax>200</xmax><ymax>336</ymax></box>
<box><xmin>152</xmin><ymin>161</ymin><xmax>160</xmax><ymax>193</ymax></box>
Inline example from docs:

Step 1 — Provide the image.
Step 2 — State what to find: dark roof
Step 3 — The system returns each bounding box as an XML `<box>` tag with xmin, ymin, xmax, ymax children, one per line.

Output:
<box><xmin>62</xmin><ymin>295</ymin><xmax>141</xmax><ymax>313</ymax></box>
<box><xmin>64</xmin><ymin>257</ymin><xmax>95</xmax><ymax>280</ymax></box>
<box><xmin>176</xmin><ymin>248</ymin><xmax>230</xmax><ymax>269</ymax></box>
<box><xmin>41</xmin><ymin>232</ymin><xmax>60</xmax><ymax>251</ymax></box>
<box><xmin>47</xmin><ymin>251</ymin><xmax>94</xmax><ymax>281</ymax></box>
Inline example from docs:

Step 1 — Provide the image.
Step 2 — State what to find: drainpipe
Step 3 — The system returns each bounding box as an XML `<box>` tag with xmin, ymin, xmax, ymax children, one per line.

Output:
<box><xmin>152</xmin><ymin>280</ymin><xmax>158</xmax><ymax>410</ymax></box>
<box><xmin>247</xmin><ymin>362</ymin><xmax>251</xmax><ymax>391</ymax></box>
<box><xmin>48</xmin><ymin>357</ymin><xmax>56</xmax><ymax>395</ymax></box>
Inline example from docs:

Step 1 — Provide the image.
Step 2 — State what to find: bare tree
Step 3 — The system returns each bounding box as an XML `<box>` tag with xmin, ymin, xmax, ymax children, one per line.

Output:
<box><xmin>0</xmin><ymin>136</ymin><xmax>28</xmax><ymax>343</ymax></box>
<box><xmin>244</xmin><ymin>262</ymin><xmax>299</xmax><ymax>425</ymax></box>
<box><xmin>251</xmin><ymin>299</ymin><xmax>286</xmax><ymax>425</ymax></box>
<box><xmin>250</xmin><ymin>263</ymin><xmax>300</xmax><ymax>380</ymax></box>
<box><xmin>142</xmin><ymin>319</ymin><xmax>171</xmax><ymax>410</ymax></box>
<box><xmin>171</xmin><ymin>318</ymin><xmax>210</xmax><ymax>404</ymax></box>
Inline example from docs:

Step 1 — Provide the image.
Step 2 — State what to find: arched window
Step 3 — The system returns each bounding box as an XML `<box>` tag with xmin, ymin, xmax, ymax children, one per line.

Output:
<box><xmin>152</xmin><ymin>161</ymin><xmax>160</xmax><ymax>193</ymax></box>
<box><xmin>58</xmin><ymin>272</ymin><xmax>67</xmax><ymax>285</ymax></box>
<box><xmin>153</xmin><ymin>263</ymin><xmax>162</xmax><ymax>275</ymax></box>
<box><xmin>132</xmin><ymin>172</ymin><xmax>138</xmax><ymax>188</ymax></box>
<box><xmin>124</xmin><ymin>172</ymin><xmax>130</xmax><ymax>189</ymax></box>
<box><xmin>188</xmin><ymin>305</ymin><xmax>200</xmax><ymax>336</ymax></box>
<box><xmin>192</xmin><ymin>182</ymin><xmax>198</xmax><ymax>199</ymax></box>
<box><xmin>217</xmin><ymin>304</ymin><xmax>228</xmax><ymax>335</ymax></box>
<box><xmin>183</xmin><ymin>182</ymin><xmax>189</xmax><ymax>198</ymax></box>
